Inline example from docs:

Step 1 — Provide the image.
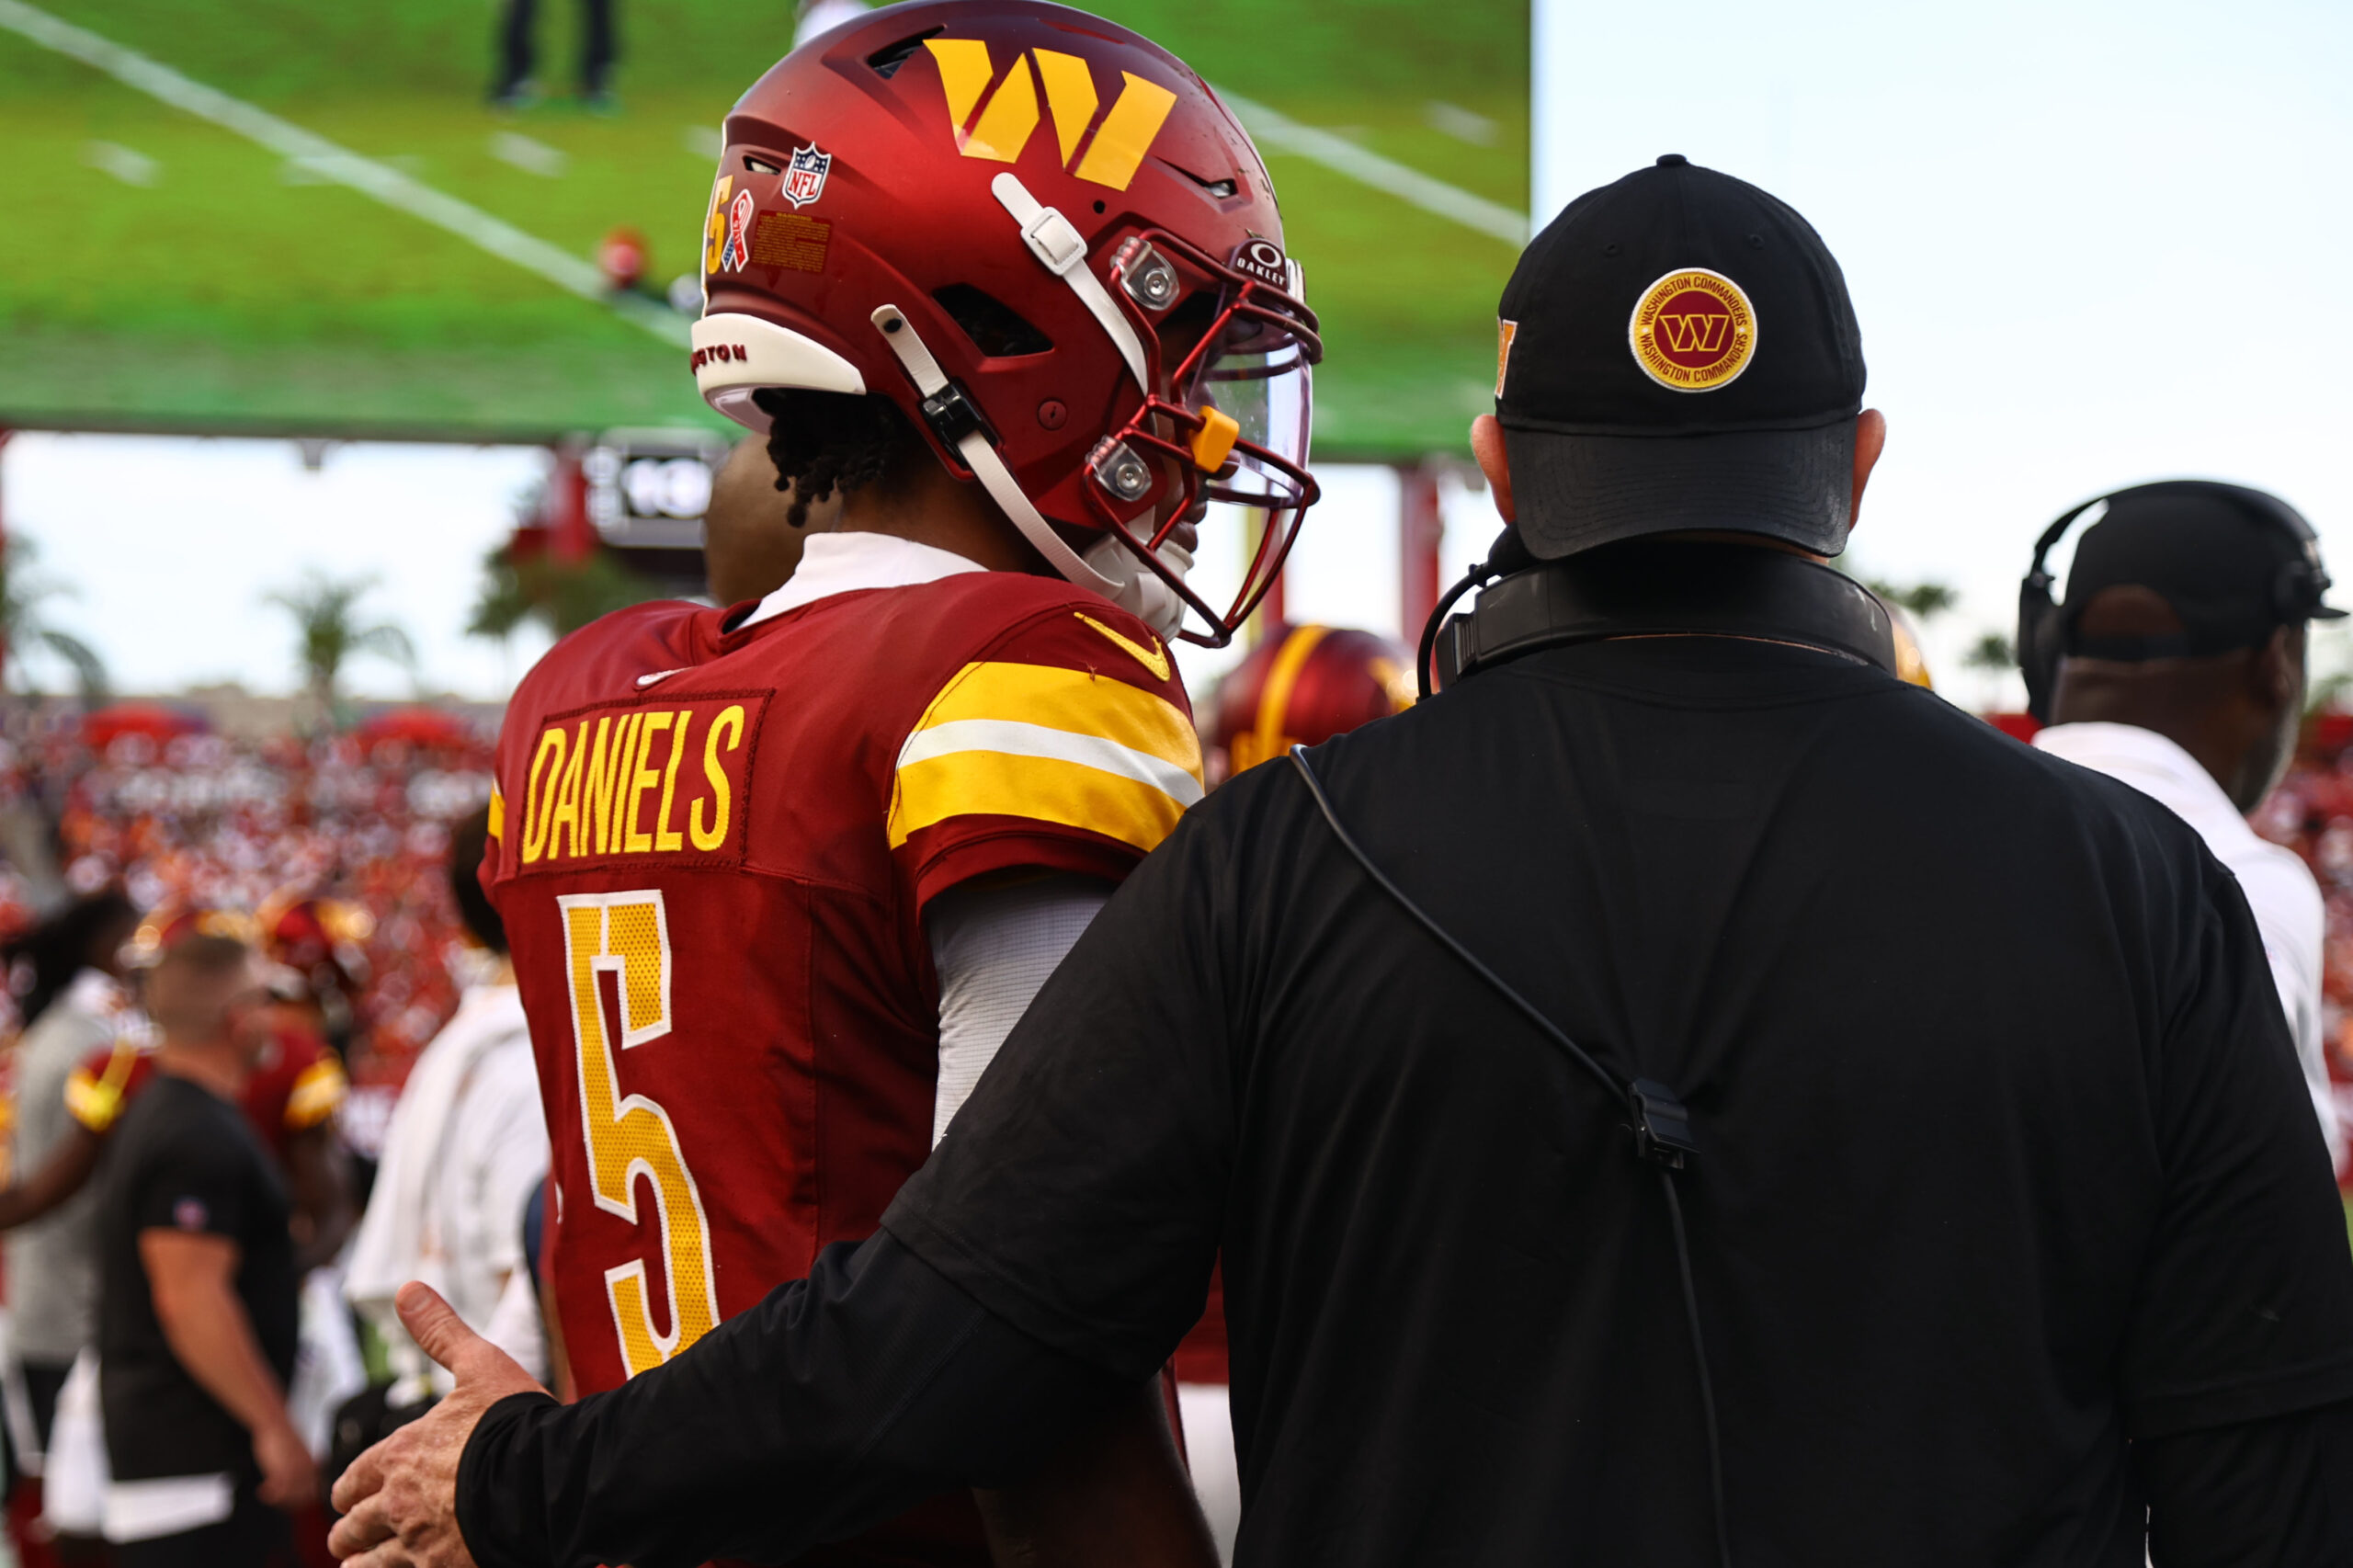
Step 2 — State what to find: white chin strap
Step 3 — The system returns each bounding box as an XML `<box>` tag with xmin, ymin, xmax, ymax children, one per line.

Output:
<box><xmin>869</xmin><ymin>301</ymin><xmax>1192</xmax><ymax>641</ymax></box>
<box><xmin>1085</xmin><ymin>531</ymin><xmax>1193</xmax><ymax>642</ymax></box>
<box><xmin>991</xmin><ymin>173</ymin><xmax>1151</xmax><ymax>393</ymax></box>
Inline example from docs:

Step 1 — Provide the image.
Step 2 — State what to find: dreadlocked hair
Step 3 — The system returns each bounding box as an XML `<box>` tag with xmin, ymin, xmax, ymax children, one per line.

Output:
<box><xmin>754</xmin><ymin>388</ymin><xmax>926</xmax><ymax>529</ymax></box>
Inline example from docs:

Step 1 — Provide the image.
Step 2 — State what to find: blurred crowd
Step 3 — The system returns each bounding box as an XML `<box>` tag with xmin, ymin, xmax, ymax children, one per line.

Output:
<box><xmin>0</xmin><ymin>712</ymin><xmax>495</xmax><ymax>1158</ymax></box>
<box><xmin>0</xmin><ymin>704</ymin><xmax>509</xmax><ymax>1567</ymax></box>
<box><xmin>2253</xmin><ymin>711</ymin><xmax>2353</xmax><ymax>1142</ymax></box>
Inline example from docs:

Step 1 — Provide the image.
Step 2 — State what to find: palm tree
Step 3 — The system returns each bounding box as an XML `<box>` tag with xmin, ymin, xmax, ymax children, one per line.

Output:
<box><xmin>1863</xmin><ymin>577</ymin><xmax>1960</xmax><ymax>622</ymax></box>
<box><xmin>0</xmin><ymin>537</ymin><xmax>109</xmax><ymax>703</ymax></box>
<box><xmin>470</xmin><ymin>542</ymin><xmax>660</xmax><ymax>645</ymax></box>
<box><xmin>264</xmin><ymin>572</ymin><xmax>414</xmax><ymax>727</ymax></box>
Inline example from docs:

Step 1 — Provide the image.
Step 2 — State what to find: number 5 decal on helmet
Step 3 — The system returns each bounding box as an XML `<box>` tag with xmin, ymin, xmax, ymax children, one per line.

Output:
<box><xmin>557</xmin><ymin>891</ymin><xmax>719</xmax><ymax>1377</ymax></box>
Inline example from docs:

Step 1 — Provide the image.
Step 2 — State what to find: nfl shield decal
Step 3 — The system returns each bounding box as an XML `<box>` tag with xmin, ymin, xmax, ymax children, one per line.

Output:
<box><xmin>783</xmin><ymin>143</ymin><xmax>832</xmax><ymax>210</ymax></box>
<box><xmin>719</xmin><ymin>187</ymin><xmax>755</xmax><ymax>270</ymax></box>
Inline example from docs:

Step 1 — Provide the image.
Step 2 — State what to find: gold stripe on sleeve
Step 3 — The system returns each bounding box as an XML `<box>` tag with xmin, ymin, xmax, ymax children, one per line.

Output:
<box><xmin>891</xmin><ymin>750</ymin><xmax>1189</xmax><ymax>852</ymax></box>
<box><xmin>915</xmin><ymin>661</ymin><xmax>1200</xmax><ymax>775</ymax></box>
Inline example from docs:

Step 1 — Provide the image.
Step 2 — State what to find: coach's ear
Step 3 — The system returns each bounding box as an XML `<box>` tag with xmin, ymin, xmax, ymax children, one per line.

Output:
<box><xmin>1470</xmin><ymin>415</ymin><xmax>1515</xmax><ymax>524</ymax></box>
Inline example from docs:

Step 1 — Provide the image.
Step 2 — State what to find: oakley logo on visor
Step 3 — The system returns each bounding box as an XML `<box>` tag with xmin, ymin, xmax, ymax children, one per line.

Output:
<box><xmin>923</xmin><ymin>39</ymin><xmax>1176</xmax><ymax>191</ymax></box>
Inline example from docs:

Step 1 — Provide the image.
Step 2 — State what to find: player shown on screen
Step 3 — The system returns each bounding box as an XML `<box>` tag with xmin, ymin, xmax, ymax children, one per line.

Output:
<box><xmin>471</xmin><ymin>4</ymin><xmax>1320</xmax><ymax>1561</ymax></box>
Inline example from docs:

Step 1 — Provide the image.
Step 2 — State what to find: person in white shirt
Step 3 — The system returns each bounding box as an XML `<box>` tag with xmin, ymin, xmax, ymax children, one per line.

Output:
<box><xmin>2028</xmin><ymin>480</ymin><xmax>2347</xmax><ymax>1174</ymax></box>
<box><xmin>344</xmin><ymin>809</ymin><xmax>548</xmax><ymax>1392</ymax></box>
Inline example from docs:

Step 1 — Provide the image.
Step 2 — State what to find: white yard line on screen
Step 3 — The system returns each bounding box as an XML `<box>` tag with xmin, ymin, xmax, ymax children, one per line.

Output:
<box><xmin>1216</xmin><ymin>89</ymin><xmax>1529</xmax><ymax>248</ymax></box>
<box><xmin>0</xmin><ymin>0</ymin><xmax>688</xmax><ymax>348</ymax></box>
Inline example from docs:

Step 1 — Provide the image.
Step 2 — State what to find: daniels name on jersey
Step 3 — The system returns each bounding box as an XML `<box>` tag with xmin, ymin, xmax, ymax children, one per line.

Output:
<box><xmin>481</xmin><ymin>570</ymin><xmax>1199</xmax><ymax>1399</ymax></box>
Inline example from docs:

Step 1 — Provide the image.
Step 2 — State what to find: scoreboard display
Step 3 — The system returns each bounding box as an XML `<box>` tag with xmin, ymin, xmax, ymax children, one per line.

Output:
<box><xmin>0</xmin><ymin>0</ymin><xmax>1525</xmax><ymax>459</ymax></box>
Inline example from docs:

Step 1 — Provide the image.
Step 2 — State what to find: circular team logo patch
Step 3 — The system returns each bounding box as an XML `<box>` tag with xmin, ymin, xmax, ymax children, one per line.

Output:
<box><xmin>1628</xmin><ymin>267</ymin><xmax>1756</xmax><ymax>392</ymax></box>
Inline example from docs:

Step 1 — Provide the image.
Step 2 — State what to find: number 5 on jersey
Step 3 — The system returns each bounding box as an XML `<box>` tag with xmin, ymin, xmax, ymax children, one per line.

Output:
<box><xmin>558</xmin><ymin>891</ymin><xmax>719</xmax><ymax>1376</ymax></box>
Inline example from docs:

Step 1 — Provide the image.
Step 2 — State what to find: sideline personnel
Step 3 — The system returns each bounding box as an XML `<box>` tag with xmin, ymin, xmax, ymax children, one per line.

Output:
<box><xmin>97</xmin><ymin>934</ymin><xmax>310</xmax><ymax>1566</ymax></box>
<box><xmin>333</xmin><ymin>159</ymin><xmax>2353</xmax><ymax>1568</ymax></box>
<box><xmin>2024</xmin><ymin>482</ymin><xmax>2347</xmax><ymax>1172</ymax></box>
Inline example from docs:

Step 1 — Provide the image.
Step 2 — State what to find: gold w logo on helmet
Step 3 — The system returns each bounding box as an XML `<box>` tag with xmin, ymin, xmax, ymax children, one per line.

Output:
<box><xmin>924</xmin><ymin>39</ymin><xmax>1176</xmax><ymax>192</ymax></box>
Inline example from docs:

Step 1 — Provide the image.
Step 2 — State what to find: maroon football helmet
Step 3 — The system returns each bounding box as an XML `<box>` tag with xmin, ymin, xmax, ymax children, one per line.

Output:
<box><xmin>1209</xmin><ymin>622</ymin><xmax>1415</xmax><ymax>783</ymax></box>
<box><xmin>691</xmin><ymin>0</ymin><xmax>1322</xmax><ymax>645</ymax></box>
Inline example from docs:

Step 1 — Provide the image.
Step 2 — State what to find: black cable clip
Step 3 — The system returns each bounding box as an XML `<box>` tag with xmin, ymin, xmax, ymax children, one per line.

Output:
<box><xmin>1629</xmin><ymin>1078</ymin><xmax>1698</xmax><ymax>1171</ymax></box>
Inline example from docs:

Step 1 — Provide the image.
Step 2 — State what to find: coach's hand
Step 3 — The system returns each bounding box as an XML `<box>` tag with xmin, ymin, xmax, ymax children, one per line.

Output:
<box><xmin>330</xmin><ymin>1282</ymin><xmax>545</xmax><ymax>1568</ymax></box>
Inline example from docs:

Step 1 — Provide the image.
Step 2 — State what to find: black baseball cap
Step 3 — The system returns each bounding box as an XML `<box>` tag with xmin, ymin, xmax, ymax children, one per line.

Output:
<box><xmin>2061</xmin><ymin>481</ymin><xmax>2343</xmax><ymax>658</ymax></box>
<box><xmin>1494</xmin><ymin>154</ymin><xmax>1865</xmax><ymax>559</ymax></box>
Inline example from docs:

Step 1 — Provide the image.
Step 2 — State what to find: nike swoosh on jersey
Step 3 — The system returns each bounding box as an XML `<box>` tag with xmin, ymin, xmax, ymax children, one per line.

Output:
<box><xmin>1074</xmin><ymin>612</ymin><xmax>1171</xmax><ymax>681</ymax></box>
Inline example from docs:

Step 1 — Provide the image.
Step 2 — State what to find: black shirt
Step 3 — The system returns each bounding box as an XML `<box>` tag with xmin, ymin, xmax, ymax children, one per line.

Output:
<box><xmin>98</xmin><ymin>1070</ymin><xmax>297</xmax><ymax>1483</ymax></box>
<box><xmin>458</xmin><ymin>637</ymin><xmax>2353</xmax><ymax>1568</ymax></box>
<box><xmin>887</xmin><ymin>639</ymin><xmax>2353</xmax><ymax>1563</ymax></box>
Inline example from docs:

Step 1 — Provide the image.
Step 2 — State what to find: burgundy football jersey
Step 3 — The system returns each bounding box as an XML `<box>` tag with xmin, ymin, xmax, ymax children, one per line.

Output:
<box><xmin>483</xmin><ymin>570</ymin><xmax>1199</xmax><ymax>1562</ymax></box>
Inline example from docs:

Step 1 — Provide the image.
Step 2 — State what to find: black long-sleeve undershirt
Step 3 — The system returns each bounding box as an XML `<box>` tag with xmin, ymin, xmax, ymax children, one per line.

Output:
<box><xmin>455</xmin><ymin>1233</ymin><xmax>1126</xmax><ymax>1568</ymax></box>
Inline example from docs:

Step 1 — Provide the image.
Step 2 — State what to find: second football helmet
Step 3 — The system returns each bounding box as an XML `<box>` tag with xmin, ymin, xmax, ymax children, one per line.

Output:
<box><xmin>1209</xmin><ymin>622</ymin><xmax>1415</xmax><ymax>781</ymax></box>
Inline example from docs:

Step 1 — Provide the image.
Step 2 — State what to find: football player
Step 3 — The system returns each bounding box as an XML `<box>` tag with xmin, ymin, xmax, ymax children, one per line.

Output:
<box><xmin>1</xmin><ymin>906</ymin><xmax>350</xmax><ymax>1268</ymax></box>
<box><xmin>472</xmin><ymin>4</ymin><xmax>1318</xmax><ymax>1563</ymax></box>
<box><xmin>1205</xmin><ymin>622</ymin><xmax>1415</xmax><ymax>783</ymax></box>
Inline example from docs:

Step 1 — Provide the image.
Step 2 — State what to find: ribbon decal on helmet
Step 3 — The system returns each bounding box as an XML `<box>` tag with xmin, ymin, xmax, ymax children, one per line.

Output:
<box><xmin>719</xmin><ymin>188</ymin><xmax>754</xmax><ymax>272</ymax></box>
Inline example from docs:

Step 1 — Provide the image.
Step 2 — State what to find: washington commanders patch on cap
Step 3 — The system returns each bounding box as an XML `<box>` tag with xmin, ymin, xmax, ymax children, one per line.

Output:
<box><xmin>1628</xmin><ymin>268</ymin><xmax>1756</xmax><ymax>392</ymax></box>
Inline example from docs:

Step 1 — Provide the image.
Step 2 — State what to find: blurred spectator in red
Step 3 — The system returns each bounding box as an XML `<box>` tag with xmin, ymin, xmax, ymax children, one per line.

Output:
<box><xmin>597</xmin><ymin>226</ymin><xmax>650</xmax><ymax>297</ymax></box>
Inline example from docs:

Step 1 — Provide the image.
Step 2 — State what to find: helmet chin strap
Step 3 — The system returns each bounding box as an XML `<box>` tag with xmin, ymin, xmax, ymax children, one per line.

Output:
<box><xmin>991</xmin><ymin>174</ymin><xmax>1151</xmax><ymax>393</ymax></box>
<box><xmin>870</xmin><ymin>303</ymin><xmax>1187</xmax><ymax>637</ymax></box>
<box><xmin>1086</xmin><ymin>532</ymin><xmax>1193</xmax><ymax>642</ymax></box>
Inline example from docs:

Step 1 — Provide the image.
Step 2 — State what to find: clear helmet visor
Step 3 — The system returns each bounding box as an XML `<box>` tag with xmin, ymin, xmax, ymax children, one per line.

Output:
<box><xmin>1188</xmin><ymin>285</ymin><xmax>1313</xmax><ymax>513</ymax></box>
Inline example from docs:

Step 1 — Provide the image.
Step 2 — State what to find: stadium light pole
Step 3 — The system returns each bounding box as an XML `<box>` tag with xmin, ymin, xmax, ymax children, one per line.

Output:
<box><xmin>1399</xmin><ymin>461</ymin><xmax>1443</xmax><ymax>641</ymax></box>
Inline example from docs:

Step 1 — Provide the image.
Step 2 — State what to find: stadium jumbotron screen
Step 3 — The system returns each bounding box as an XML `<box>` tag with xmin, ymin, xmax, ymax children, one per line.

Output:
<box><xmin>0</xmin><ymin>0</ymin><xmax>1526</xmax><ymax>459</ymax></box>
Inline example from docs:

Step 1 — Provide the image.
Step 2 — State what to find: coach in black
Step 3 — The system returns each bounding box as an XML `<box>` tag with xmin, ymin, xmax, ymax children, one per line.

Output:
<box><xmin>334</xmin><ymin>159</ymin><xmax>2353</xmax><ymax>1568</ymax></box>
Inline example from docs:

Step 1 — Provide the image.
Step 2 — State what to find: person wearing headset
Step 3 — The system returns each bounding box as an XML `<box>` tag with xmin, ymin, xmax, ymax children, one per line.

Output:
<box><xmin>329</xmin><ymin>159</ymin><xmax>2353</xmax><ymax>1568</ymax></box>
<box><xmin>2022</xmin><ymin>483</ymin><xmax>2347</xmax><ymax>1176</ymax></box>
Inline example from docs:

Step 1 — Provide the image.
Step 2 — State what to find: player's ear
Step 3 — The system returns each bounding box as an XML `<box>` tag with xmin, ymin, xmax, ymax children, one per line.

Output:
<box><xmin>1470</xmin><ymin>415</ymin><xmax>1515</xmax><ymax>524</ymax></box>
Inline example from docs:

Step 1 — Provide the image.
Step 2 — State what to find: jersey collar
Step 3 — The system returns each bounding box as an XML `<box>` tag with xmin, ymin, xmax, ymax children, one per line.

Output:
<box><xmin>733</xmin><ymin>531</ymin><xmax>986</xmax><ymax>631</ymax></box>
